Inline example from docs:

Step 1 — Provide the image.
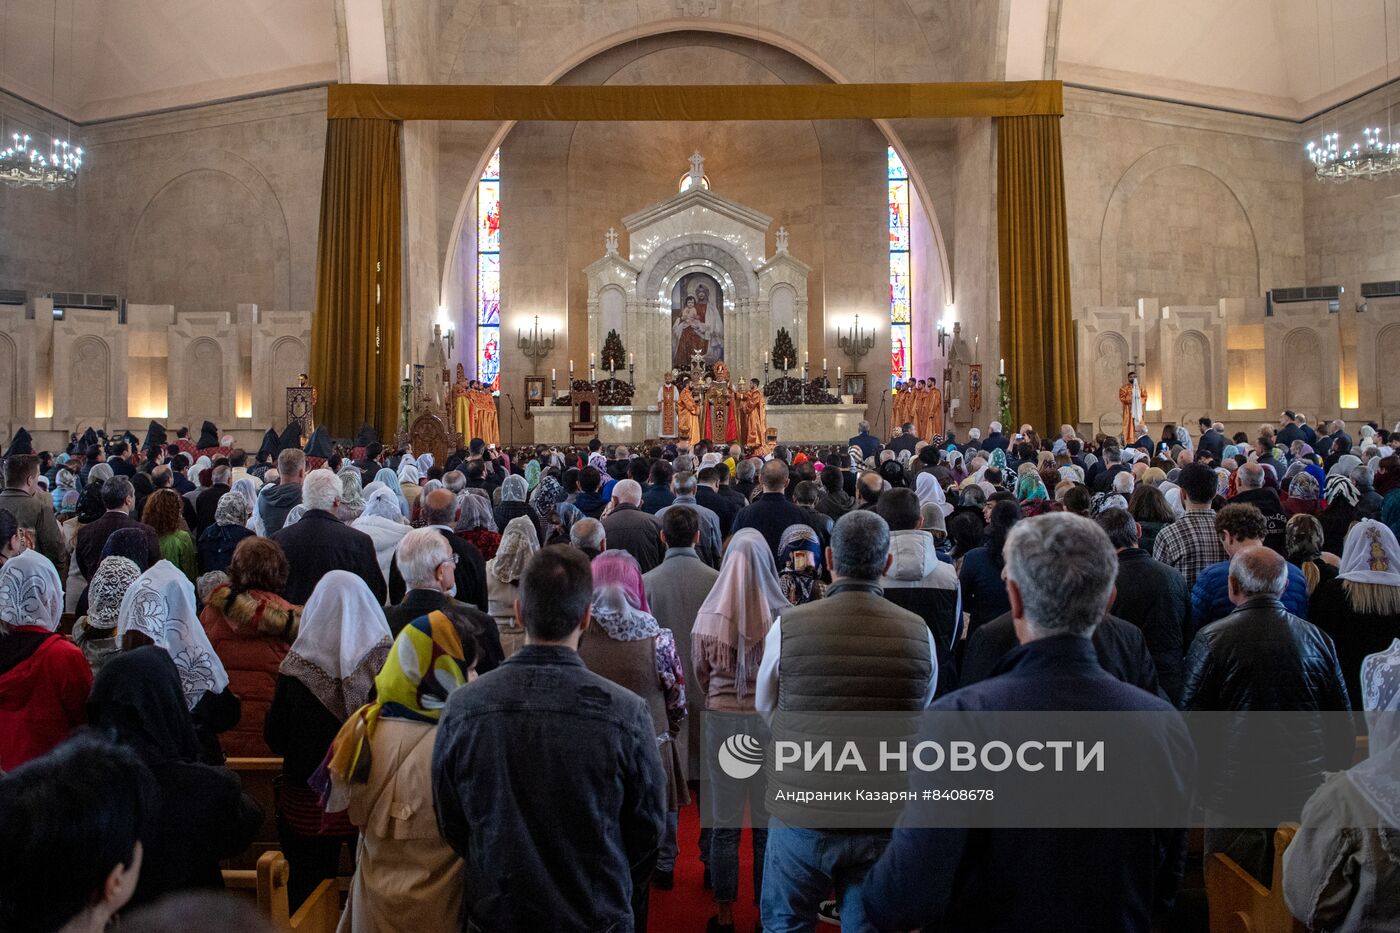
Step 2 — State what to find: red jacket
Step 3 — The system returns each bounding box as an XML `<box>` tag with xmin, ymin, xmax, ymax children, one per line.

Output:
<box><xmin>201</xmin><ymin>586</ymin><xmax>299</xmax><ymax>759</ymax></box>
<box><xmin>0</xmin><ymin>628</ymin><xmax>92</xmax><ymax>771</ymax></box>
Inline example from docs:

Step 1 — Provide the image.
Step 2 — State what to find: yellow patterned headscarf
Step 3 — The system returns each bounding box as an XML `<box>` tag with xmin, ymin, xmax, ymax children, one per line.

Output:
<box><xmin>321</xmin><ymin>611</ymin><xmax>472</xmax><ymax>811</ymax></box>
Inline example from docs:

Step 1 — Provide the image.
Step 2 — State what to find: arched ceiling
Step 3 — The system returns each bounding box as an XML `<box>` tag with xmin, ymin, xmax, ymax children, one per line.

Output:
<box><xmin>1055</xmin><ymin>0</ymin><xmax>1400</xmax><ymax>119</ymax></box>
<box><xmin>0</xmin><ymin>0</ymin><xmax>337</xmax><ymax>122</ymax></box>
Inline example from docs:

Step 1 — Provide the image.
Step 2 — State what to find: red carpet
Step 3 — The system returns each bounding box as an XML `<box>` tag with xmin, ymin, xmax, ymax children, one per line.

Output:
<box><xmin>649</xmin><ymin>797</ymin><xmax>763</xmax><ymax>933</ymax></box>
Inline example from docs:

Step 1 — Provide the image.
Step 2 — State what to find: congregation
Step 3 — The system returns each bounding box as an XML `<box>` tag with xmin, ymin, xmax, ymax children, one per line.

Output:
<box><xmin>0</xmin><ymin>410</ymin><xmax>1398</xmax><ymax>933</ymax></box>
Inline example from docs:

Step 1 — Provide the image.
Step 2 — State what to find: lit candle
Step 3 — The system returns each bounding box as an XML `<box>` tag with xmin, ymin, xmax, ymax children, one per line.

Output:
<box><xmin>804</xmin><ymin>351</ymin><xmax>810</xmax><ymax>365</ymax></box>
<box><xmin>837</xmin><ymin>366</ymin><xmax>842</xmax><ymax>383</ymax></box>
<box><xmin>551</xmin><ymin>368</ymin><xmax>557</xmax><ymax>382</ymax></box>
<box><xmin>569</xmin><ymin>359</ymin><xmax>575</xmax><ymax>373</ymax></box>
<box><xmin>999</xmin><ymin>358</ymin><xmax>1005</xmax><ymax>375</ymax></box>
<box><xmin>822</xmin><ymin>357</ymin><xmax>827</xmax><ymax>371</ymax></box>
<box><xmin>404</xmin><ymin>364</ymin><xmax>410</xmax><ymax>380</ymax></box>
<box><xmin>590</xmin><ymin>353</ymin><xmax>596</xmax><ymax>366</ymax></box>
<box><xmin>763</xmin><ymin>351</ymin><xmax>769</xmax><ymax>364</ymax></box>
<box><xmin>629</xmin><ymin>352</ymin><xmax>634</xmax><ymax>366</ymax></box>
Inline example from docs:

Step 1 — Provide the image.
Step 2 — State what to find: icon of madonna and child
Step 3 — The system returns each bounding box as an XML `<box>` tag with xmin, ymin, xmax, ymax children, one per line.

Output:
<box><xmin>671</xmin><ymin>272</ymin><xmax>725</xmax><ymax>370</ymax></box>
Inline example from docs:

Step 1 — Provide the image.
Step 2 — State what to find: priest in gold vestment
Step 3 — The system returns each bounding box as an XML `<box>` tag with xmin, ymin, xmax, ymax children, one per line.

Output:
<box><xmin>452</xmin><ymin>365</ymin><xmax>472</xmax><ymax>440</ymax></box>
<box><xmin>658</xmin><ymin>373</ymin><xmax>679</xmax><ymax>439</ymax></box>
<box><xmin>925</xmin><ymin>377</ymin><xmax>944</xmax><ymax>440</ymax></box>
<box><xmin>739</xmin><ymin>378</ymin><xmax>767</xmax><ymax>448</ymax></box>
<box><xmin>677</xmin><ymin>380</ymin><xmax>701</xmax><ymax>443</ymax></box>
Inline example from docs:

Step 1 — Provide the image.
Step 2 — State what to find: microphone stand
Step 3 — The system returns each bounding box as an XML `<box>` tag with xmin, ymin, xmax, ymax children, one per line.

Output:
<box><xmin>504</xmin><ymin>393</ymin><xmax>519</xmax><ymax>446</ymax></box>
<box><xmin>876</xmin><ymin>388</ymin><xmax>890</xmax><ymax>440</ymax></box>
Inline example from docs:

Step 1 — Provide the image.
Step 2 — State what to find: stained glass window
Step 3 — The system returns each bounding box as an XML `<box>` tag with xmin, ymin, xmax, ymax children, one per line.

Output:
<box><xmin>477</xmin><ymin>148</ymin><xmax>501</xmax><ymax>393</ymax></box>
<box><xmin>888</xmin><ymin>147</ymin><xmax>911</xmax><ymax>386</ymax></box>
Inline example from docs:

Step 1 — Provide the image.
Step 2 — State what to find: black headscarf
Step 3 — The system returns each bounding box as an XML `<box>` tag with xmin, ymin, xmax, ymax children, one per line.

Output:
<box><xmin>4</xmin><ymin>428</ymin><xmax>33</xmax><ymax>457</ymax></box>
<box><xmin>131</xmin><ymin>472</ymin><xmax>155</xmax><ymax>518</ymax></box>
<box><xmin>879</xmin><ymin>459</ymin><xmax>907</xmax><ymax>489</ymax></box>
<box><xmin>142</xmin><ymin>420</ymin><xmax>168</xmax><ymax>453</ymax></box>
<box><xmin>303</xmin><ymin>426</ymin><xmax>332</xmax><ymax>459</ymax></box>
<box><xmin>353</xmin><ymin>423</ymin><xmax>378</xmax><ymax>447</ymax></box>
<box><xmin>88</xmin><ymin>646</ymin><xmax>201</xmax><ymax>765</ymax></box>
<box><xmin>79</xmin><ymin>427</ymin><xmax>99</xmax><ymax>449</ymax></box>
<box><xmin>196</xmin><ymin>421</ymin><xmax>220</xmax><ymax>450</ymax></box>
<box><xmin>101</xmin><ymin>527</ymin><xmax>158</xmax><ymax>572</ymax></box>
<box><xmin>256</xmin><ymin>427</ymin><xmax>279</xmax><ymax>459</ymax></box>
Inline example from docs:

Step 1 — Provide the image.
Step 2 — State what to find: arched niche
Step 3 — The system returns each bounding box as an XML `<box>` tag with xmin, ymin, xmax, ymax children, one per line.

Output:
<box><xmin>1282</xmin><ymin>327</ymin><xmax>1323</xmax><ymax>414</ymax></box>
<box><xmin>185</xmin><ymin>338</ymin><xmax>225</xmax><ymax>424</ymax></box>
<box><xmin>1091</xmin><ymin>332</ymin><xmax>1128</xmax><ymax>433</ymax></box>
<box><xmin>0</xmin><ymin>334</ymin><xmax>16</xmax><ymax>422</ymax></box>
<box><xmin>1172</xmin><ymin>330</ymin><xmax>1213</xmax><ymax>423</ymax></box>
<box><xmin>1380</xmin><ymin>324</ymin><xmax>1400</xmax><ymax>411</ymax></box>
<box><xmin>70</xmin><ymin>337</ymin><xmax>112</xmax><ymax>420</ymax></box>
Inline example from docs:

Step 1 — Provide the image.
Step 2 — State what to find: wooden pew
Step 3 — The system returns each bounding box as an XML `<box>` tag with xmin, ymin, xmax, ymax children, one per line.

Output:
<box><xmin>222</xmin><ymin>851</ymin><xmax>341</xmax><ymax>933</ymax></box>
<box><xmin>1205</xmin><ymin>824</ymin><xmax>1303</xmax><ymax>933</ymax></box>
<box><xmin>225</xmin><ymin>757</ymin><xmax>283</xmax><ymax>869</ymax></box>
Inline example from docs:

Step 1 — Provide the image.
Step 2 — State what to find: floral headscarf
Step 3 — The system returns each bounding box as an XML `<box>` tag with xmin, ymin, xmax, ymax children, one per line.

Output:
<box><xmin>524</xmin><ymin>460</ymin><xmax>541</xmax><ymax>491</ymax></box>
<box><xmin>117</xmin><ymin>560</ymin><xmax>229</xmax><ymax>708</ymax></box>
<box><xmin>490</xmin><ymin>516</ymin><xmax>539</xmax><ymax>584</ymax></box>
<box><xmin>214</xmin><ymin>491</ymin><xmax>248</xmax><ymax>528</ymax></box>
<box><xmin>1016</xmin><ymin>473</ymin><xmax>1048</xmax><ymax>502</ymax></box>
<box><xmin>338</xmin><ymin>468</ymin><xmax>366</xmax><ymax>519</ymax></box>
<box><xmin>777</xmin><ymin>525</ymin><xmax>824</xmax><ymax>606</ymax></box>
<box><xmin>88</xmin><ymin>556</ymin><xmax>142</xmax><ymax>631</ymax></box>
<box><xmin>531</xmin><ymin>475</ymin><xmax>564</xmax><ymax>518</ymax></box>
<box><xmin>322</xmin><ymin>610</ymin><xmax>472</xmax><ymax>812</ymax></box>
<box><xmin>989</xmin><ymin>448</ymin><xmax>1008</xmax><ymax>471</ymax></box>
<box><xmin>1289</xmin><ymin>473</ymin><xmax>1320</xmax><ymax>501</ymax></box>
<box><xmin>0</xmin><ymin>550</ymin><xmax>63</xmax><ymax>632</ymax></box>
<box><xmin>590</xmin><ymin>551</ymin><xmax>661</xmax><ymax>641</ymax></box>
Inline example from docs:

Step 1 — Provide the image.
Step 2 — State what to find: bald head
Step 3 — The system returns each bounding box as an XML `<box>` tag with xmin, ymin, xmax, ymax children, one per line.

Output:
<box><xmin>1228</xmin><ymin>545</ymin><xmax>1287</xmax><ymax>603</ymax></box>
<box><xmin>1237</xmin><ymin>462</ymin><xmax>1264</xmax><ymax>490</ymax></box>
<box><xmin>761</xmin><ymin>459</ymin><xmax>790</xmax><ymax>492</ymax></box>
<box><xmin>857</xmin><ymin>470</ymin><xmax>884</xmax><ymax>505</ymax></box>
<box><xmin>421</xmin><ymin>488</ymin><xmax>459</xmax><ymax>526</ymax></box>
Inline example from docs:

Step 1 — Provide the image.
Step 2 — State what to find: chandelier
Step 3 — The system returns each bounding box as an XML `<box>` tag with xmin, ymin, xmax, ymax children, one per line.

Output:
<box><xmin>1306</xmin><ymin>127</ymin><xmax>1400</xmax><ymax>181</ymax></box>
<box><xmin>0</xmin><ymin>132</ymin><xmax>82</xmax><ymax>189</ymax></box>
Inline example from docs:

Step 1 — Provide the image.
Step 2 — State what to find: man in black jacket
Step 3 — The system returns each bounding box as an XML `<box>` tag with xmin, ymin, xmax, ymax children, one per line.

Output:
<box><xmin>641</xmin><ymin>460</ymin><xmax>674</xmax><ymax>514</ymax></box>
<box><xmin>731</xmin><ymin>460</ymin><xmax>815</xmax><ymax>566</ymax></box>
<box><xmin>1179</xmin><ymin>545</ymin><xmax>1353</xmax><ymax>884</ymax></box>
<box><xmin>385</xmin><ymin>528</ymin><xmax>502</xmax><ymax>671</ymax></box>
<box><xmin>695</xmin><ymin>466</ymin><xmax>738</xmax><ymax>537</ymax></box>
<box><xmin>433</xmin><ymin>545</ymin><xmax>665</xmax><ymax>933</ymax></box>
<box><xmin>1228</xmin><ymin>462</ymin><xmax>1287</xmax><ymax>554</ymax></box>
<box><xmin>600</xmin><ymin>480</ymin><xmax>663</xmax><ymax>572</ymax></box>
<box><xmin>273</xmin><ymin>468</ymin><xmax>386</xmax><ymax>605</ymax></box>
<box><xmin>862</xmin><ymin>514</ymin><xmax>1192</xmax><ymax>933</ymax></box>
<box><xmin>1096</xmin><ymin>508</ymin><xmax>1188</xmax><ymax>702</ymax></box>
<box><xmin>1275</xmin><ymin>410</ymin><xmax>1303</xmax><ymax>449</ymax></box>
<box><xmin>1197</xmin><ymin>418</ymin><xmax>1225</xmax><ymax>464</ymax></box>
<box><xmin>388</xmin><ymin>488</ymin><xmax>488</xmax><ymax>612</ymax></box>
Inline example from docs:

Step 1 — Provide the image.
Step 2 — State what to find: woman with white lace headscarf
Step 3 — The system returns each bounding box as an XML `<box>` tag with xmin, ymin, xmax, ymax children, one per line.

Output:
<box><xmin>352</xmin><ymin>486</ymin><xmax>411</xmax><ymax>596</ymax></box>
<box><xmin>0</xmin><ymin>549</ymin><xmax>91</xmax><ymax>771</ymax></box>
<box><xmin>485</xmin><ymin>516</ymin><xmax>539</xmax><ymax>657</ymax></box>
<box><xmin>337</xmin><ymin>466</ymin><xmax>367</xmax><ymax>522</ymax></box>
<box><xmin>117</xmin><ymin>559</ymin><xmax>236</xmax><ymax>762</ymax></box>
<box><xmin>1284</xmin><ymin>638</ymin><xmax>1400</xmax><ymax>932</ymax></box>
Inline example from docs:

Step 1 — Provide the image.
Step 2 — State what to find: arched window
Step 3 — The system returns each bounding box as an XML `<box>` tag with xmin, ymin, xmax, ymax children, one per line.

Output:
<box><xmin>888</xmin><ymin>147</ymin><xmax>911</xmax><ymax>387</ymax></box>
<box><xmin>477</xmin><ymin>149</ymin><xmax>501</xmax><ymax>393</ymax></box>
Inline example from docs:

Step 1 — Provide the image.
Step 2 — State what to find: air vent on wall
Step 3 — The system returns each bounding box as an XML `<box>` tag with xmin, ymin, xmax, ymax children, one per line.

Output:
<box><xmin>0</xmin><ymin>289</ymin><xmax>26</xmax><ymax>306</ymax></box>
<box><xmin>49</xmin><ymin>293</ymin><xmax>127</xmax><ymax>324</ymax></box>
<box><xmin>1360</xmin><ymin>281</ymin><xmax>1400</xmax><ymax>300</ymax></box>
<box><xmin>1266</xmin><ymin>285</ymin><xmax>1342</xmax><ymax>316</ymax></box>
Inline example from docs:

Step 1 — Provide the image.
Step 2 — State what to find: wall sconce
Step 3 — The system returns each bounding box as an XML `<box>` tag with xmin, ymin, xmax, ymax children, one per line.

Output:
<box><xmin>517</xmin><ymin>314</ymin><xmax>556</xmax><ymax>374</ymax></box>
<box><xmin>838</xmin><ymin>313</ymin><xmax>874</xmax><ymax>368</ymax></box>
<box><xmin>443</xmin><ymin>321</ymin><xmax>455</xmax><ymax>357</ymax></box>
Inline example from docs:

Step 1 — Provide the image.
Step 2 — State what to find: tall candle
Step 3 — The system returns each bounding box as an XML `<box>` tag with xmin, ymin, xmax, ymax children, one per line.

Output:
<box><xmin>569</xmin><ymin>359</ymin><xmax>575</xmax><ymax>373</ymax></box>
<box><xmin>822</xmin><ymin>357</ymin><xmax>827</xmax><ymax>370</ymax></box>
<box><xmin>763</xmin><ymin>351</ymin><xmax>769</xmax><ymax>364</ymax></box>
<box><xmin>404</xmin><ymin>364</ymin><xmax>410</xmax><ymax>380</ymax></box>
<box><xmin>999</xmin><ymin>358</ymin><xmax>1005</xmax><ymax>375</ymax></box>
<box><xmin>837</xmin><ymin>366</ymin><xmax>842</xmax><ymax>383</ymax></box>
<box><xmin>551</xmin><ymin>368</ymin><xmax>557</xmax><ymax>382</ymax></box>
<box><xmin>629</xmin><ymin>352</ymin><xmax>634</xmax><ymax>366</ymax></box>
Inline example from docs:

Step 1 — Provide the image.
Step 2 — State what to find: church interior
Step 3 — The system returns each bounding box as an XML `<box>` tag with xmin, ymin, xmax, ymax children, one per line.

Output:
<box><xmin>3</xmin><ymin>0</ymin><xmax>1398</xmax><ymax>452</ymax></box>
<box><xmin>3</xmin><ymin>3</ymin><xmax>1400</xmax><ymax>933</ymax></box>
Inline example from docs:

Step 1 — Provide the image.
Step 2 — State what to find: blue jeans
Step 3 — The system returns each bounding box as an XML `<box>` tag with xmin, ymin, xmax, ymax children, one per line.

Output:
<box><xmin>760</xmin><ymin>818</ymin><xmax>891</xmax><ymax>933</ymax></box>
<box><xmin>706</xmin><ymin>754</ymin><xmax>768</xmax><ymax>905</ymax></box>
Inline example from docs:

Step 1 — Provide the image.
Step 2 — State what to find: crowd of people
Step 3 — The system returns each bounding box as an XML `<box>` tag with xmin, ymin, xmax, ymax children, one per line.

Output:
<box><xmin>0</xmin><ymin>408</ymin><xmax>1397</xmax><ymax>932</ymax></box>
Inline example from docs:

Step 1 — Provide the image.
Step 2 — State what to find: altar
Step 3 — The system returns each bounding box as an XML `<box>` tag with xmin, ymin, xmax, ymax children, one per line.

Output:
<box><xmin>531</xmin><ymin>402</ymin><xmax>868</xmax><ymax>446</ymax></box>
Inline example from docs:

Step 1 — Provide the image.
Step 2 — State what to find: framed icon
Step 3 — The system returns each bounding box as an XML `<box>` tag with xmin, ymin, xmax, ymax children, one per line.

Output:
<box><xmin>843</xmin><ymin>372</ymin><xmax>867</xmax><ymax>405</ymax></box>
<box><xmin>524</xmin><ymin>375</ymin><xmax>547</xmax><ymax>408</ymax></box>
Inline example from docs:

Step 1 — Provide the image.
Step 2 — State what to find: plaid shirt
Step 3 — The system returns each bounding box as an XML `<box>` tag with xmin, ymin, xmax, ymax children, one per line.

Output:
<box><xmin>1151</xmin><ymin>508</ymin><xmax>1225</xmax><ymax>590</ymax></box>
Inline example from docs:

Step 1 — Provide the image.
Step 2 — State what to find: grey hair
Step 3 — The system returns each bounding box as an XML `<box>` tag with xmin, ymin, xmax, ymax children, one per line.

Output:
<box><xmin>673</xmin><ymin>455</ymin><xmax>696</xmax><ymax>473</ymax></box>
<box><xmin>672</xmin><ymin>471</ymin><xmax>698</xmax><ymax>496</ymax></box>
<box><xmin>1095</xmin><ymin>507</ymin><xmax>1139</xmax><ymax>550</ymax></box>
<box><xmin>1237</xmin><ymin>462</ymin><xmax>1264</xmax><ymax>489</ymax></box>
<box><xmin>570</xmin><ymin>517</ymin><xmax>606</xmax><ymax>551</ymax></box>
<box><xmin>211</xmin><ymin>464</ymin><xmax>232</xmax><ymax>486</ymax></box>
<box><xmin>1228</xmin><ymin>545</ymin><xmax>1287</xmax><ymax>598</ymax></box>
<box><xmin>277</xmin><ymin>448</ymin><xmax>306</xmax><ymax>478</ymax></box>
<box><xmin>443</xmin><ymin>470</ymin><xmax>466</xmax><ymax>494</ymax></box>
<box><xmin>1111</xmin><ymin>471</ymin><xmax>1135</xmax><ymax>495</ymax></box>
<box><xmin>301</xmin><ymin>468</ymin><xmax>341</xmax><ymax>512</ymax></box>
<box><xmin>858</xmin><ymin>421</ymin><xmax>870</xmax><ymax>433</ymax></box>
<box><xmin>736</xmin><ymin>459</ymin><xmax>758</xmax><ymax>482</ymax></box>
<box><xmin>399</xmin><ymin>527</ymin><xmax>453</xmax><ymax>588</ymax></box>
<box><xmin>1350</xmin><ymin>465</ymin><xmax>1373</xmax><ymax>490</ymax></box>
<box><xmin>831</xmin><ymin>510</ymin><xmax>890</xmax><ymax>581</ymax></box>
<box><xmin>1004</xmin><ymin>513</ymin><xmax>1118</xmax><ymax>637</ymax></box>
<box><xmin>611</xmin><ymin>479</ymin><xmax>642</xmax><ymax>505</ymax></box>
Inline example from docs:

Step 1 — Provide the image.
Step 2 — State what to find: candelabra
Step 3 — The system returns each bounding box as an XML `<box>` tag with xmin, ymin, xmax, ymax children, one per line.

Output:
<box><xmin>400</xmin><ymin>377</ymin><xmax>413</xmax><ymax>427</ymax></box>
<box><xmin>763</xmin><ymin>361</ymin><xmax>769</xmax><ymax>387</ymax></box>
<box><xmin>517</xmin><ymin>315</ymin><xmax>556</xmax><ymax>374</ymax></box>
<box><xmin>838</xmin><ymin>314</ymin><xmax>874</xmax><ymax>368</ymax></box>
<box><xmin>628</xmin><ymin>358</ymin><xmax>635</xmax><ymax>386</ymax></box>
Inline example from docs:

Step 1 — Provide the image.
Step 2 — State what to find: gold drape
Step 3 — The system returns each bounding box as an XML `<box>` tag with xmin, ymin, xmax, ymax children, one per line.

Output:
<box><xmin>997</xmin><ymin>114</ymin><xmax>1077</xmax><ymax>432</ymax></box>
<box><xmin>311</xmin><ymin>118</ymin><xmax>403</xmax><ymax>439</ymax></box>
<box><xmin>327</xmin><ymin>81</ymin><xmax>1063</xmax><ymax>121</ymax></box>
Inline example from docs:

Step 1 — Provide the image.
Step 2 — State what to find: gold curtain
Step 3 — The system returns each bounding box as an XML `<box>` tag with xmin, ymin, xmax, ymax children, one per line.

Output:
<box><xmin>311</xmin><ymin>118</ymin><xmax>403</xmax><ymax>439</ymax></box>
<box><xmin>997</xmin><ymin>114</ymin><xmax>1077</xmax><ymax>432</ymax></box>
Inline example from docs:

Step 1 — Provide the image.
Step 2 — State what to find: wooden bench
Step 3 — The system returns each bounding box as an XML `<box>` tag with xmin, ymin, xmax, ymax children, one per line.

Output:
<box><xmin>1205</xmin><ymin>824</ymin><xmax>1302</xmax><ymax>933</ymax></box>
<box><xmin>226</xmin><ymin>757</ymin><xmax>283</xmax><ymax>869</ymax></box>
<box><xmin>223</xmin><ymin>851</ymin><xmax>340</xmax><ymax>932</ymax></box>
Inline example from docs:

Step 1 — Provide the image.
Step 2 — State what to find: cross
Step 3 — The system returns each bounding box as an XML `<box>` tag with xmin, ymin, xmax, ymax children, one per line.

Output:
<box><xmin>676</xmin><ymin>0</ymin><xmax>717</xmax><ymax>16</ymax></box>
<box><xmin>1127</xmin><ymin>358</ymin><xmax>1146</xmax><ymax>378</ymax></box>
<box><xmin>775</xmin><ymin>225</ymin><xmax>789</xmax><ymax>253</ymax></box>
<box><xmin>688</xmin><ymin>150</ymin><xmax>705</xmax><ymax>185</ymax></box>
<box><xmin>604</xmin><ymin>227</ymin><xmax>619</xmax><ymax>255</ymax></box>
